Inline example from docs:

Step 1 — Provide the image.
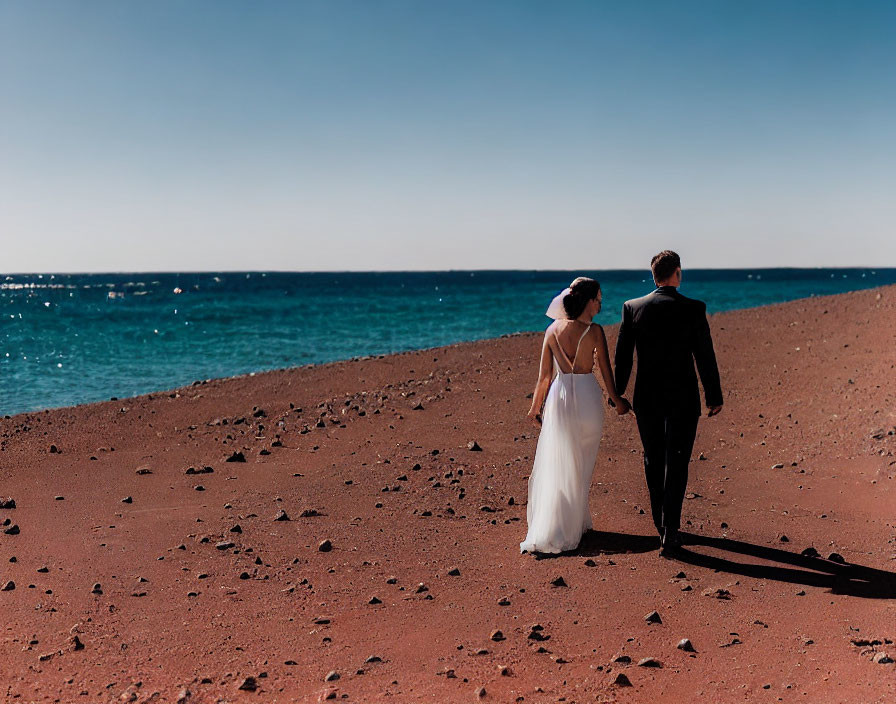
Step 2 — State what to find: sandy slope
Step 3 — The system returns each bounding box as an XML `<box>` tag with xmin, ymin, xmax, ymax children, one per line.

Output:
<box><xmin>1</xmin><ymin>285</ymin><xmax>895</xmax><ymax>703</ymax></box>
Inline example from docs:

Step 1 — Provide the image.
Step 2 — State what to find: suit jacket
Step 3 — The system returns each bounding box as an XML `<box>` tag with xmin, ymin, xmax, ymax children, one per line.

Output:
<box><xmin>614</xmin><ymin>286</ymin><xmax>723</xmax><ymax>416</ymax></box>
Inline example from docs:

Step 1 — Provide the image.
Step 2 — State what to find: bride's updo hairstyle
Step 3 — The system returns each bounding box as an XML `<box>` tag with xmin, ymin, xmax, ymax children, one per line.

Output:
<box><xmin>562</xmin><ymin>277</ymin><xmax>601</xmax><ymax>319</ymax></box>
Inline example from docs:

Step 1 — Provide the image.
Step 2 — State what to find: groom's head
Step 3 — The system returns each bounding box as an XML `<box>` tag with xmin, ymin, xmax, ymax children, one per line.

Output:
<box><xmin>651</xmin><ymin>250</ymin><xmax>682</xmax><ymax>287</ymax></box>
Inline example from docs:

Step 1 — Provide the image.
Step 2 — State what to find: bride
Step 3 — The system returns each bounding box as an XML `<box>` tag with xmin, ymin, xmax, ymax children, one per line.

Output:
<box><xmin>521</xmin><ymin>277</ymin><xmax>631</xmax><ymax>555</ymax></box>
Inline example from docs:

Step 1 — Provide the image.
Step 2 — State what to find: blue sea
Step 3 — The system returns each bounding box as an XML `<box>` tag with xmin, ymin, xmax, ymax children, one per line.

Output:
<box><xmin>2</xmin><ymin>268</ymin><xmax>894</xmax><ymax>417</ymax></box>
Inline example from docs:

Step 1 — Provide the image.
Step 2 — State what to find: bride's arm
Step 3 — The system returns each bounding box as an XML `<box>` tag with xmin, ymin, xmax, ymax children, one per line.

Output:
<box><xmin>527</xmin><ymin>331</ymin><xmax>554</xmax><ymax>425</ymax></box>
<box><xmin>593</xmin><ymin>325</ymin><xmax>630</xmax><ymax>414</ymax></box>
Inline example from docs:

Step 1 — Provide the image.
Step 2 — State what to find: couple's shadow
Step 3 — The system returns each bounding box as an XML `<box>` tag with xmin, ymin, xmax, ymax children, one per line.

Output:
<box><xmin>535</xmin><ymin>529</ymin><xmax>896</xmax><ymax>599</ymax></box>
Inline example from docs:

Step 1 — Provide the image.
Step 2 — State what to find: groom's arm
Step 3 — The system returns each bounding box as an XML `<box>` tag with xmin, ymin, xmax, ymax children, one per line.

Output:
<box><xmin>614</xmin><ymin>302</ymin><xmax>634</xmax><ymax>397</ymax></box>
<box><xmin>693</xmin><ymin>302</ymin><xmax>723</xmax><ymax>409</ymax></box>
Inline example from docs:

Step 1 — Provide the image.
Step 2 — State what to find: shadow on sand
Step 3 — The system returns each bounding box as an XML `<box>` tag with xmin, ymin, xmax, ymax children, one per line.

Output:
<box><xmin>675</xmin><ymin>532</ymin><xmax>896</xmax><ymax>599</ymax></box>
<box><xmin>532</xmin><ymin>529</ymin><xmax>661</xmax><ymax>558</ymax></box>
<box><xmin>535</xmin><ymin>529</ymin><xmax>896</xmax><ymax>599</ymax></box>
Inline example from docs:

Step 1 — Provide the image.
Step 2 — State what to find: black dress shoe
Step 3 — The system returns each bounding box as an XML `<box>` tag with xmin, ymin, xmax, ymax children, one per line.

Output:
<box><xmin>660</xmin><ymin>529</ymin><xmax>683</xmax><ymax>555</ymax></box>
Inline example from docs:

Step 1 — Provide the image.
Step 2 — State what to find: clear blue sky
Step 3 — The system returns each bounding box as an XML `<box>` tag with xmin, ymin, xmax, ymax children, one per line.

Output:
<box><xmin>1</xmin><ymin>0</ymin><xmax>894</xmax><ymax>271</ymax></box>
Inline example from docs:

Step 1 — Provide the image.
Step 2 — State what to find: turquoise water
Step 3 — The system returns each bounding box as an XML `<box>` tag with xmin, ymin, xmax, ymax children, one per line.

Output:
<box><xmin>2</xmin><ymin>268</ymin><xmax>893</xmax><ymax>416</ymax></box>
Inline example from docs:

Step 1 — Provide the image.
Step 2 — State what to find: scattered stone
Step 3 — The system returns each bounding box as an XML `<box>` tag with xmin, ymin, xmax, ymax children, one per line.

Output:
<box><xmin>71</xmin><ymin>635</ymin><xmax>84</xmax><ymax>651</ymax></box>
<box><xmin>230</xmin><ymin>524</ymin><xmax>242</xmax><ymax>533</ymax></box>
<box><xmin>300</xmin><ymin>509</ymin><xmax>320</xmax><ymax>517</ymax></box>
<box><xmin>237</xmin><ymin>676</ymin><xmax>257</xmax><ymax>691</ymax></box>
<box><xmin>37</xmin><ymin>566</ymin><xmax>49</xmax><ymax>573</ymax></box>
<box><xmin>674</xmin><ymin>571</ymin><xmax>687</xmax><ymax>579</ymax></box>
<box><xmin>215</xmin><ymin>541</ymin><xmax>235</xmax><ymax>550</ymax></box>
<box><xmin>365</xmin><ymin>655</ymin><xmax>382</xmax><ymax>663</ymax></box>
<box><xmin>490</xmin><ymin>630</ymin><xmax>506</xmax><ymax>641</ymax></box>
<box><xmin>185</xmin><ymin>466</ymin><xmax>214</xmax><ymax>475</ymax></box>
<box><xmin>49</xmin><ymin>444</ymin><xmax>59</xmax><ymax>453</ymax></box>
<box><xmin>613</xmin><ymin>654</ymin><xmax>631</xmax><ymax>664</ymax></box>
<box><xmin>497</xmin><ymin>597</ymin><xmax>511</xmax><ymax>606</ymax></box>
<box><xmin>225</xmin><ymin>451</ymin><xmax>246</xmax><ymax>463</ymax></box>
<box><xmin>368</xmin><ymin>596</ymin><xmax>382</xmax><ymax>605</ymax></box>
<box><xmin>194</xmin><ymin>485</ymin><xmax>205</xmax><ymax>492</ymax></box>
<box><xmin>386</xmin><ymin>576</ymin><xmax>397</xmax><ymax>584</ymax></box>
<box><xmin>318</xmin><ymin>539</ymin><xmax>332</xmax><ymax>552</ymax></box>
<box><xmin>1</xmin><ymin>580</ymin><xmax>15</xmax><ymax>591</ymax></box>
<box><xmin>121</xmin><ymin>496</ymin><xmax>133</xmax><ymax>504</ymax></box>
<box><xmin>0</xmin><ymin>498</ymin><xmax>15</xmax><ymax>509</ymax></box>
<box><xmin>415</xmin><ymin>582</ymin><xmax>428</xmax><ymax>593</ymax></box>
<box><xmin>91</xmin><ymin>583</ymin><xmax>102</xmax><ymax>594</ymax></box>
<box><xmin>476</xmin><ymin>687</ymin><xmax>486</xmax><ymax>698</ymax></box>
<box><xmin>550</xmin><ymin>576</ymin><xmax>567</xmax><ymax>587</ymax></box>
<box><xmin>645</xmin><ymin>610</ymin><xmax>662</xmax><ymax>624</ymax></box>
<box><xmin>779</xmin><ymin>535</ymin><xmax>789</xmax><ymax>542</ymax></box>
<box><xmin>273</xmin><ymin>509</ymin><xmax>290</xmax><ymax>521</ymax></box>
<box><xmin>612</xmin><ymin>673</ymin><xmax>632</xmax><ymax>687</ymax></box>
<box><xmin>584</xmin><ymin>559</ymin><xmax>597</xmax><ymax>567</ymax></box>
<box><xmin>772</xmin><ymin>463</ymin><xmax>784</xmax><ymax>469</ymax></box>
<box><xmin>638</xmin><ymin>657</ymin><xmax>662</xmax><ymax>668</ymax></box>
<box><xmin>467</xmin><ymin>441</ymin><xmax>482</xmax><ymax>451</ymax></box>
<box><xmin>801</xmin><ymin>547</ymin><xmax>820</xmax><ymax>558</ymax></box>
<box><xmin>135</xmin><ymin>468</ymin><xmax>152</xmax><ymax>475</ymax></box>
<box><xmin>325</xmin><ymin>670</ymin><xmax>340</xmax><ymax>682</ymax></box>
<box><xmin>499</xmin><ymin>665</ymin><xmax>511</xmax><ymax>676</ymax></box>
<box><xmin>239</xmin><ymin>572</ymin><xmax>251</xmax><ymax>580</ymax></box>
<box><xmin>447</xmin><ymin>567</ymin><xmax>461</xmax><ymax>576</ymax></box>
<box><xmin>873</xmin><ymin>652</ymin><xmax>894</xmax><ymax>664</ymax></box>
<box><xmin>527</xmin><ymin>626</ymin><xmax>548</xmax><ymax>641</ymax></box>
<box><xmin>4</xmin><ymin>524</ymin><xmax>20</xmax><ymax>535</ymax></box>
<box><xmin>677</xmin><ymin>638</ymin><xmax>696</xmax><ymax>652</ymax></box>
<box><xmin>828</xmin><ymin>552</ymin><xmax>846</xmax><ymax>563</ymax></box>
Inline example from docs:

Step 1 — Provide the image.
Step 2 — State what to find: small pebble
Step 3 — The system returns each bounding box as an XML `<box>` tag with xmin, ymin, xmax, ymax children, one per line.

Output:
<box><xmin>677</xmin><ymin>638</ymin><xmax>696</xmax><ymax>652</ymax></box>
<box><xmin>645</xmin><ymin>610</ymin><xmax>662</xmax><ymax>624</ymax></box>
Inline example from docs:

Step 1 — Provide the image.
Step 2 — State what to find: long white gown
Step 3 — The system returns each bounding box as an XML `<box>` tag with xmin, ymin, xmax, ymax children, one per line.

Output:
<box><xmin>520</xmin><ymin>324</ymin><xmax>605</xmax><ymax>554</ymax></box>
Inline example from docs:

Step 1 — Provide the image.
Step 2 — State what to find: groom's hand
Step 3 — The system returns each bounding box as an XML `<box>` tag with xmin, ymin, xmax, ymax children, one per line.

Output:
<box><xmin>706</xmin><ymin>405</ymin><xmax>723</xmax><ymax>417</ymax></box>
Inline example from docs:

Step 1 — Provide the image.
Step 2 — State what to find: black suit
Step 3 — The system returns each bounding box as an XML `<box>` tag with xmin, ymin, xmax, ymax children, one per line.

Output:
<box><xmin>614</xmin><ymin>286</ymin><xmax>722</xmax><ymax>536</ymax></box>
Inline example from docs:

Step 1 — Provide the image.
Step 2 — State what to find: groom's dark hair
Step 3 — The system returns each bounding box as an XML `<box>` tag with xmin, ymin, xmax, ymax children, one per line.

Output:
<box><xmin>651</xmin><ymin>250</ymin><xmax>681</xmax><ymax>283</ymax></box>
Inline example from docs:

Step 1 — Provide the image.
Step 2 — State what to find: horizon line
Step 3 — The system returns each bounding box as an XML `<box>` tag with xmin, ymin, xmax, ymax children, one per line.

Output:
<box><xmin>3</xmin><ymin>265</ymin><xmax>895</xmax><ymax>277</ymax></box>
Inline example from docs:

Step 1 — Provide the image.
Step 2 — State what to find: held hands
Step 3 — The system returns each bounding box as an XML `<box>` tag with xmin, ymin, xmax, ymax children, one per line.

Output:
<box><xmin>613</xmin><ymin>397</ymin><xmax>632</xmax><ymax>416</ymax></box>
<box><xmin>608</xmin><ymin>397</ymin><xmax>632</xmax><ymax>416</ymax></box>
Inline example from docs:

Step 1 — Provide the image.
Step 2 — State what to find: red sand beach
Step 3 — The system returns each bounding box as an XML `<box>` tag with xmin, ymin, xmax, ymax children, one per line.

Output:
<box><xmin>1</xmin><ymin>285</ymin><xmax>895</xmax><ymax>703</ymax></box>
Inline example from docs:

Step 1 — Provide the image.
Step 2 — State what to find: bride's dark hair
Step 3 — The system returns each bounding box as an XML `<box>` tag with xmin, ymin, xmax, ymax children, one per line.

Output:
<box><xmin>563</xmin><ymin>277</ymin><xmax>601</xmax><ymax>319</ymax></box>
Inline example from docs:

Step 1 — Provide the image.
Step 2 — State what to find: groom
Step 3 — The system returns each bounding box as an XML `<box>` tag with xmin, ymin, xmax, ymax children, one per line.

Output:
<box><xmin>614</xmin><ymin>250</ymin><xmax>723</xmax><ymax>555</ymax></box>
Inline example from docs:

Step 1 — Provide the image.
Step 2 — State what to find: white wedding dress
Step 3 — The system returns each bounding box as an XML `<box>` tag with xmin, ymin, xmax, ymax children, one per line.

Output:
<box><xmin>520</xmin><ymin>324</ymin><xmax>605</xmax><ymax>554</ymax></box>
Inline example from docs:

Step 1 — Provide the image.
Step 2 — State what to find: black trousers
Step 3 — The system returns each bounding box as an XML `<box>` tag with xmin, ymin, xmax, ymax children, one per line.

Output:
<box><xmin>635</xmin><ymin>410</ymin><xmax>699</xmax><ymax>535</ymax></box>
